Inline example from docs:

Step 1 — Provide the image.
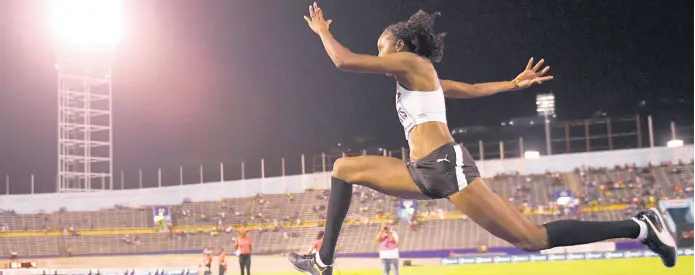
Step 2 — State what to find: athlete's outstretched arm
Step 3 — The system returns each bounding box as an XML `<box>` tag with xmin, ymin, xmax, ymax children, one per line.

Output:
<box><xmin>303</xmin><ymin>3</ymin><xmax>416</xmax><ymax>76</ymax></box>
<box><xmin>441</xmin><ymin>58</ymin><xmax>553</xmax><ymax>99</ymax></box>
<box><xmin>440</xmin><ymin>79</ymin><xmax>518</xmax><ymax>99</ymax></box>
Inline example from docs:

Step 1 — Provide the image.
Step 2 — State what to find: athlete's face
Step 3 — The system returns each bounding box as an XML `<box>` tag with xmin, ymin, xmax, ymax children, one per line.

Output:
<box><xmin>377</xmin><ymin>31</ymin><xmax>396</xmax><ymax>57</ymax></box>
<box><xmin>378</xmin><ymin>30</ymin><xmax>405</xmax><ymax>77</ymax></box>
<box><xmin>377</xmin><ymin>30</ymin><xmax>405</xmax><ymax>57</ymax></box>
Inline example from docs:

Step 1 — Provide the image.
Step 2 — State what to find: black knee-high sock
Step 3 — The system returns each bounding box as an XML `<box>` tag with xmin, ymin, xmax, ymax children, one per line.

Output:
<box><xmin>318</xmin><ymin>177</ymin><xmax>353</xmax><ymax>265</ymax></box>
<box><xmin>543</xmin><ymin>219</ymin><xmax>642</xmax><ymax>248</ymax></box>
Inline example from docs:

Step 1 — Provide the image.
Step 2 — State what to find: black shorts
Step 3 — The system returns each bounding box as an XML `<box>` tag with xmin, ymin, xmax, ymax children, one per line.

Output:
<box><xmin>407</xmin><ymin>142</ymin><xmax>481</xmax><ymax>199</ymax></box>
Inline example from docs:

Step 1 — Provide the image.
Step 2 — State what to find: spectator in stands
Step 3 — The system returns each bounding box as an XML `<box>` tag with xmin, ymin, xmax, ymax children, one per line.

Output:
<box><xmin>234</xmin><ymin>228</ymin><xmax>252</xmax><ymax>275</ymax></box>
<box><xmin>407</xmin><ymin>215</ymin><xmax>419</xmax><ymax>231</ymax></box>
<box><xmin>376</xmin><ymin>223</ymin><xmax>399</xmax><ymax>275</ymax></box>
<box><xmin>272</xmin><ymin>219</ymin><xmax>281</xmax><ymax>232</ymax></box>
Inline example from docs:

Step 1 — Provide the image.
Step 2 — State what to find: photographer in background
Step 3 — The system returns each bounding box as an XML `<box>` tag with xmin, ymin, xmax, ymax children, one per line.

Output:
<box><xmin>376</xmin><ymin>223</ymin><xmax>400</xmax><ymax>275</ymax></box>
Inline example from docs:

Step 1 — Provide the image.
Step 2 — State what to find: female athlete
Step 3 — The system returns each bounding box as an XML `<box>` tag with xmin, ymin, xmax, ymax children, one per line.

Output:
<box><xmin>288</xmin><ymin>3</ymin><xmax>677</xmax><ymax>275</ymax></box>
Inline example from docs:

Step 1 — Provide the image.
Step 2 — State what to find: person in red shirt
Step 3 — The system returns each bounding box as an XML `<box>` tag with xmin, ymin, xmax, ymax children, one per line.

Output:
<box><xmin>199</xmin><ymin>249</ymin><xmax>212</xmax><ymax>275</ymax></box>
<box><xmin>308</xmin><ymin>231</ymin><xmax>324</xmax><ymax>255</ymax></box>
<box><xmin>234</xmin><ymin>229</ymin><xmax>252</xmax><ymax>275</ymax></box>
<box><xmin>218</xmin><ymin>247</ymin><xmax>227</xmax><ymax>275</ymax></box>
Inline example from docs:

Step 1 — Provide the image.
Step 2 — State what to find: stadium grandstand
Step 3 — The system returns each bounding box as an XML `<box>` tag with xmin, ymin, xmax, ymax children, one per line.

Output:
<box><xmin>1</xmin><ymin>146</ymin><xmax>693</xmax><ymax>274</ymax></box>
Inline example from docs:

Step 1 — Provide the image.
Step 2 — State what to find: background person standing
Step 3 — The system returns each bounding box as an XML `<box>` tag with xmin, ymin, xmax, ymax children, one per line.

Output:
<box><xmin>376</xmin><ymin>223</ymin><xmax>399</xmax><ymax>275</ymax></box>
<box><xmin>218</xmin><ymin>247</ymin><xmax>227</xmax><ymax>275</ymax></box>
<box><xmin>234</xmin><ymin>229</ymin><xmax>252</xmax><ymax>275</ymax></box>
<box><xmin>199</xmin><ymin>248</ymin><xmax>212</xmax><ymax>275</ymax></box>
<box><xmin>309</xmin><ymin>231</ymin><xmax>324</xmax><ymax>255</ymax></box>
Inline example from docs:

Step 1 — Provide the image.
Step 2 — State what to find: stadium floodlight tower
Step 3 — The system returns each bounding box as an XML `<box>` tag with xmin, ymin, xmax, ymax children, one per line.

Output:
<box><xmin>535</xmin><ymin>93</ymin><xmax>556</xmax><ymax>117</ymax></box>
<box><xmin>51</xmin><ymin>0</ymin><xmax>123</xmax><ymax>192</ymax></box>
<box><xmin>536</xmin><ymin>93</ymin><xmax>555</xmax><ymax>155</ymax></box>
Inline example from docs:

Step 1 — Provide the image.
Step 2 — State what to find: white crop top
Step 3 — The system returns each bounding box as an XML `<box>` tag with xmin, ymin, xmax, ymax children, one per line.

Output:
<box><xmin>395</xmin><ymin>82</ymin><xmax>447</xmax><ymax>140</ymax></box>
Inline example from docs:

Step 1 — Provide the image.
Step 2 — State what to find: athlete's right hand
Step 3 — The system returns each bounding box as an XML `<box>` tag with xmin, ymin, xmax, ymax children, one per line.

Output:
<box><xmin>303</xmin><ymin>2</ymin><xmax>332</xmax><ymax>35</ymax></box>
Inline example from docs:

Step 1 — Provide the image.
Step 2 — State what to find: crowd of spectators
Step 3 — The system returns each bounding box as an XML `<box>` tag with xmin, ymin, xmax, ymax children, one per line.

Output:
<box><xmin>1</xmin><ymin>162</ymin><xmax>692</xmax><ymax>241</ymax></box>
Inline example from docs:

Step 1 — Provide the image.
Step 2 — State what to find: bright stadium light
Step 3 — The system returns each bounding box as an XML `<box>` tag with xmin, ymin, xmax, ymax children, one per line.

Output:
<box><xmin>535</xmin><ymin>93</ymin><xmax>556</xmax><ymax>116</ymax></box>
<box><xmin>52</xmin><ymin>0</ymin><xmax>122</xmax><ymax>192</ymax></box>
<box><xmin>536</xmin><ymin>93</ymin><xmax>555</xmax><ymax>155</ymax></box>
<box><xmin>50</xmin><ymin>0</ymin><xmax>124</xmax><ymax>45</ymax></box>
<box><xmin>667</xmin><ymin>139</ymin><xmax>684</xmax><ymax>148</ymax></box>
<box><xmin>524</xmin><ymin>151</ymin><xmax>540</xmax><ymax>159</ymax></box>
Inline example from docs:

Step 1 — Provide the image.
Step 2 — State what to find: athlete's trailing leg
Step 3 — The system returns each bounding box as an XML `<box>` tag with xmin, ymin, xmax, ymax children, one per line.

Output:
<box><xmin>449</xmin><ymin>178</ymin><xmax>677</xmax><ymax>267</ymax></box>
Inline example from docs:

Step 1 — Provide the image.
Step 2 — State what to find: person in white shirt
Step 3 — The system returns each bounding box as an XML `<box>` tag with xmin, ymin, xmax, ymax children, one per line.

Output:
<box><xmin>376</xmin><ymin>224</ymin><xmax>399</xmax><ymax>275</ymax></box>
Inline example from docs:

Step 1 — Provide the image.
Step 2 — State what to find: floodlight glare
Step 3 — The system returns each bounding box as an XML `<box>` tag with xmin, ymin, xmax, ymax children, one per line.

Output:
<box><xmin>667</xmin><ymin>139</ymin><xmax>684</xmax><ymax>148</ymax></box>
<box><xmin>524</xmin><ymin>151</ymin><xmax>540</xmax><ymax>159</ymax></box>
<box><xmin>50</xmin><ymin>0</ymin><xmax>124</xmax><ymax>45</ymax></box>
<box><xmin>53</xmin><ymin>0</ymin><xmax>120</xmax><ymax>192</ymax></box>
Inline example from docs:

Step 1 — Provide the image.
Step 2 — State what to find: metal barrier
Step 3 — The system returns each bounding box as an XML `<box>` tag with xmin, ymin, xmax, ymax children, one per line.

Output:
<box><xmin>2</xmin><ymin>115</ymin><xmax>692</xmax><ymax>194</ymax></box>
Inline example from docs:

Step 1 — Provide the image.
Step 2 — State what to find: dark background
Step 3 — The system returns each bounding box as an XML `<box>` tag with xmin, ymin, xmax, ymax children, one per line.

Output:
<box><xmin>0</xmin><ymin>0</ymin><xmax>692</xmax><ymax>193</ymax></box>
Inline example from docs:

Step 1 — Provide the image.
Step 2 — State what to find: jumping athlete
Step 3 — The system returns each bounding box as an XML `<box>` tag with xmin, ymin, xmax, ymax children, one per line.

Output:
<box><xmin>288</xmin><ymin>3</ymin><xmax>677</xmax><ymax>275</ymax></box>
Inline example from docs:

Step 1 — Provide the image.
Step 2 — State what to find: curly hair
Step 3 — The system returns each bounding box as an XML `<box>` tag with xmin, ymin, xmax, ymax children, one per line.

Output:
<box><xmin>386</xmin><ymin>10</ymin><xmax>446</xmax><ymax>63</ymax></box>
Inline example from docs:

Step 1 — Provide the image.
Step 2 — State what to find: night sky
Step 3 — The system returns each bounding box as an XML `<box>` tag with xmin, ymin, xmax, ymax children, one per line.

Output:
<box><xmin>0</xmin><ymin>0</ymin><xmax>692</xmax><ymax>193</ymax></box>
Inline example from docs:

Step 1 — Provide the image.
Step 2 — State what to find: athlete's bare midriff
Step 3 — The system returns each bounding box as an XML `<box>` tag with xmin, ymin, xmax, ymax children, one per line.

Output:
<box><xmin>407</xmin><ymin>121</ymin><xmax>454</xmax><ymax>161</ymax></box>
<box><xmin>396</xmin><ymin>57</ymin><xmax>454</xmax><ymax>161</ymax></box>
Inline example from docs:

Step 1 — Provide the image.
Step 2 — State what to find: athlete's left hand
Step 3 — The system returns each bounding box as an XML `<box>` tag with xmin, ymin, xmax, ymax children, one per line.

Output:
<box><xmin>512</xmin><ymin>58</ymin><xmax>553</xmax><ymax>89</ymax></box>
<box><xmin>303</xmin><ymin>2</ymin><xmax>332</xmax><ymax>35</ymax></box>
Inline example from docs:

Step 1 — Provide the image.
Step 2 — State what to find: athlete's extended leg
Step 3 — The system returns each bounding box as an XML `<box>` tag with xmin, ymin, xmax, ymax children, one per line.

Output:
<box><xmin>321</xmin><ymin>156</ymin><xmax>429</xmax><ymax>264</ymax></box>
<box><xmin>287</xmin><ymin>156</ymin><xmax>428</xmax><ymax>275</ymax></box>
<box><xmin>449</xmin><ymin>178</ymin><xmax>677</xmax><ymax>267</ymax></box>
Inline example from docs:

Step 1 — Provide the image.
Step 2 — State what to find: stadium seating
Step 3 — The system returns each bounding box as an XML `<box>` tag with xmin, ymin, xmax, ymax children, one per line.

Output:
<box><xmin>0</xmin><ymin>236</ymin><xmax>60</xmax><ymax>257</ymax></box>
<box><xmin>58</xmin><ymin>210</ymin><xmax>637</xmax><ymax>256</ymax></box>
<box><xmin>0</xmin><ymin>213</ymin><xmax>50</xmax><ymax>231</ymax></box>
<box><xmin>57</xmin><ymin>208</ymin><xmax>153</xmax><ymax>229</ymax></box>
<box><xmin>577</xmin><ymin>163</ymin><xmax>694</xmax><ymax>204</ymax></box>
<box><xmin>1</xmin><ymin>164</ymin><xmax>692</xmax><ymax>258</ymax></box>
